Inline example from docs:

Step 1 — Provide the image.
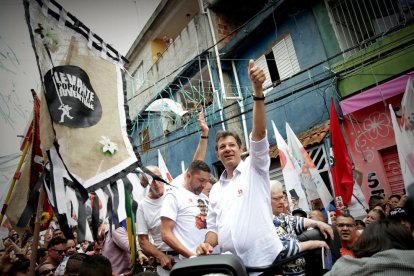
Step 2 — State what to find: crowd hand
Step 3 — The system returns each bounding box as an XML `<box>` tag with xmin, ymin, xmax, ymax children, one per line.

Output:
<box><xmin>159</xmin><ymin>254</ymin><xmax>175</xmax><ymax>270</ymax></box>
<box><xmin>398</xmin><ymin>195</ymin><xmax>407</xmax><ymax>207</ymax></box>
<box><xmin>248</xmin><ymin>59</ymin><xmax>266</xmax><ymax>90</ymax></box>
<box><xmin>198</xmin><ymin>111</ymin><xmax>209</xmax><ymax>133</ymax></box>
<box><xmin>137</xmin><ymin>250</ymin><xmax>148</xmax><ymax>265</ymax></box>
<box><xmin>291</xmin><ymin>197</ymin><xmax>299</xmax><ymax>209</ymax></box>
<box><xmin>85</xmin><ymin>250</ymin><xmax>95</xmax><ymax>256</ymax></box>
<box><xmin>0</xmin><ymin>245</ymin><xmax>19</xmax><ymax>274</ymax></box>
<box><xmin>3</xmin><ymin>238</ymin><xmax>21</xmax><ymax>254</ymax></box>
<box><xmin>196</xmin><ymin>242</ymin><xmax>214</xmax><ymax>256</ymax></box>
<box><xmin>316</xmin><ymin>221</ymin><xmax>334</xmax><ymax>240</ymax></box>
<box><xmin>44</xmin><ymin>233</ymin><xmax>52</xmax><ymax>244</ymax></box>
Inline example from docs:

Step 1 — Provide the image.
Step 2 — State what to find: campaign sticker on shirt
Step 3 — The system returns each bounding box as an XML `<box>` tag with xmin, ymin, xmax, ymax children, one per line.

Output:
<box><xmin>195</xmin><ymin>199</ymin><xmax>208</xmax><ymax>230</ymax></box>
<box><xmin>43</xmin><ymin>65</ymin><xmax>102</xmax><ymax>128</ymax></box>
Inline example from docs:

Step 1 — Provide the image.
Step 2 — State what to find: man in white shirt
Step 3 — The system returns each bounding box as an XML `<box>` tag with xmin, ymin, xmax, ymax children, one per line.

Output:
<box><xmin>196</xmin><ymin>60</ymin><xmax>283</xmax><ymax>268</ymax></box>
<box><xmin>137</xmin><ymin>166</ymin><xmax>176</xmax><ymax>276</ymax></box>
<box><xmin>161</xmin><ymin>160</ymin><xmax>211</xmax><ymax>259</ymax></box>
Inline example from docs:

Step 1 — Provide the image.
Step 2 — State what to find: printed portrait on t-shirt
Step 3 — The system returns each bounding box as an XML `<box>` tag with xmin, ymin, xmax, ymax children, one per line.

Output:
<box><xmin>195</xmin><ymin>199</ymin><xmax>208</xmax><ymax>229</ymax></box>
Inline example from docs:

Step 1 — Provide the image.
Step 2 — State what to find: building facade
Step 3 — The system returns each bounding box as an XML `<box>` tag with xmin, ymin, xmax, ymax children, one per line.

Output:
<box><xmin>125</xmin><ymin>0</ymin><xmax>414</xmax><ymax>202</ymax></box>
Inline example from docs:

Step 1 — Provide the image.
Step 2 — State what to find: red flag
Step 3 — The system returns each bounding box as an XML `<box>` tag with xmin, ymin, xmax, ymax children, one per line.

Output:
<box><xmin>31</xmin><ymin>90</ymin><xmax>53</xmax><ymax>230</ymax></box>
<box><xmin>329</xmin><ymin>99</ymin><xmax>353</xmax><ymax>207</ymax></box>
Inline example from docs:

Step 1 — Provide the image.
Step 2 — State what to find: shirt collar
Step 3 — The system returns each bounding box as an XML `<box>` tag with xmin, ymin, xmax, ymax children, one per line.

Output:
<box><xmin>219</xmin><ymin>159</ymin><xmax>246</xmax><ymax>184</ymax></box>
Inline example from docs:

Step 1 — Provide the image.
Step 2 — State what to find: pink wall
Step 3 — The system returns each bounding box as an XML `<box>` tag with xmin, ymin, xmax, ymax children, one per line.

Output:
<box><xmin>342</xmin><ymin>94</ymin><xmax>403</xmax><ymax>202</ymax></box>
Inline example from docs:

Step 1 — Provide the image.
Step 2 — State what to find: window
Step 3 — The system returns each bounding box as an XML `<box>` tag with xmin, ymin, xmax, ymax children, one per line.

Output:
<box><xmin>327</xmin><ymin>0</ymin><xmax>414</xmax><ymax>56</ymax></box>
<box><xmin>139</xmin><ymin>128</ymin><xmax>150</xmax><ymax>152</ymax></box>
<box><xmin>255</xmin><ymin>34</ymin><xmax>300</xmax><ymax>91</ymax></box>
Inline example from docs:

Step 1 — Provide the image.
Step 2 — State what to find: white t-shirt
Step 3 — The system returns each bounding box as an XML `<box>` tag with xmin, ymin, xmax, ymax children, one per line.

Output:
<box><xmin>160</xmin><ymin>187</ymin><xmax>209</xmax><ymax>259</ymax></box>
<box><xmin>207</xmin><ymin>133</ymin><xmax>283</xmax><ymax>267</ymax></box>
<box><xmin>136</xmin><ymin>194</ymin><xmax>171</xmax><ymax>251</ymax></box>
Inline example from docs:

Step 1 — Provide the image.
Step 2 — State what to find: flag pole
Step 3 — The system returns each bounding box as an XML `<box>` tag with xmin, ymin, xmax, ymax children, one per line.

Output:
<box><xmin>29</xmin><ymin>184</ymin><xmax>46</xmax><ymax>275</ymax></box>
<box><xmin>0</xmin><ymin>140</ymin><xmax>31</xmax><ymax>225</ymax></box>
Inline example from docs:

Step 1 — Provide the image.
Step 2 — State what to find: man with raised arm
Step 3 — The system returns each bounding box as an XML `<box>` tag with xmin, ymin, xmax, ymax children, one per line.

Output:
<box><xmin>196</xmin><ymin>60</ymin><xmax>284</xmax><ymax>268</ymax></box>
<box><xmin>137</xmin><ymin>112</ymin><xmax>209</xmax><ymax>275</ymax></box>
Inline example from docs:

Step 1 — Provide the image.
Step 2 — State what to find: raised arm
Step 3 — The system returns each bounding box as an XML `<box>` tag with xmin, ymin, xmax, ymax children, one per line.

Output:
<box><xmin>193</xmin><ymin>111</ymin><xmax>209</xmax><ymax>161</ymax></box>
<box><xmin>248</xmin><ymin>59</ymin><xmax>267</xmax><ymax>141</ymax></box>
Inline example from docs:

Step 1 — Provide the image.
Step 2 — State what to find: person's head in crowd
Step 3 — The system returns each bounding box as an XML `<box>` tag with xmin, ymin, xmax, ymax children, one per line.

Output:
<box><xmin>143</xmin><ymin>166</ymin><xmax>165</xmax><ymax>200</ymax></box>
<box><xmin>35</xmin><ymin>262</ymin><xmax>56</xmax><ymax>276</ymax></box>
<box><xmin>355</xmin><ymin>219</ymin><xmax>366</xmax><ymax>230</ymax></box>
<box><xmin>202</xmin><ymin>176</ymin><xmax>217</xmax><ymax>197</ymax></box>
<box><xmin>389</xmin><ymin>207</ymin><xmax>412</xmax><ymax>231</ymax></box>
<box><xmin>185</xmin><ymin>160</ymin><xmax>211</xmax><ymax>195</ymax></box>
<box><xmin>8</xmin><ymin>254</ymin><xmax>30</xmax><ymax>276</ymax></box>
<box><xmin>72</xmin><ymin>228</ymin><xmax>78</xmax><ymax>245</ymax></box>
<box><xmin>66</xmin><ymin>239</ymin><xmax>77</xmax><ymax>256</ymax></box>
<box><xmin>351</xmin><ymin>219</ymin><xmax>414</xmax><ymax>258</ymax></box>
<box><xmin>270</xmin><ymin>180</ymin><xmax>285</xmax><ymax>216</ymax></box>
<box><xmin>309</xmin><ymin>210</ymin><xmax>326</xmax><ymax>222</ymax></box>
<box><xmin>388</xmin><ymin>194</ymin><xmax>401</xmax><ymax>209</ymax></box>
<box><xmin>328</xmin><ymin>203</ymin><xmax>337</xmax><ymax>224</ymax></box>
<box><xmin>46</xmin><ymin>237</ymin><xmax>67</xmax><ymax>265</ymax></box>
<box><xmin>79</xmin><ymin>240</ymin><xmax>89</xmax><ymax>252</ymax></box>
<box><xmin>311</xmin><ymin>198</ymin><xmax>323</xmax><ymax>210</ymax></box>
<box><xmin>336</xmin><ymin>213</ymin><xmax>358</xmax><ymax>243</ymax></box>
<box><xmin>368</xmin><ymin>195</ymin><xmax>387</xmax><ymax>212</ymax></box>
<box><xmin>365</xmin><ymin>208</ymin><xmax>386</xmax><ymax>227</ymax></box>
<box><xmin>85</xmin><ymin>241</ymin><xmax>95</xmax><ymax>253</ymax></box>
<box><xmin>52</xmin><ymin>229</ymin><xmax>65</xmax><ymax>239</ymax></box>
<box><xmin>64</xmin><ymin>253</ymin><xmax>89</xmax><ymax>275</ymax></box>
<box><xmin>93</xmin><ymin>241</ymin><xmax>103</xmax><ymax>255</ymax></box>
<box><xmin>215</xmin><ymin>130</ymin><xmax>243</xmax><ymax>173</ymax></box>
<box><xmin>65</xmin><ymin>253</ymin><xmax>90</xmax><ymax>276</ymax></box>
<box><xmin>292</xmin><ymin>208</ymin><xmax>307</xmax><ymax>218</ymax></box>
<box><xmin>36</xmin><ymin>248</ymin><xmax>48</xmax><ymax>265</ymax></box>
<box><xmin>9</xmin><ymin>229</ymin><xmax>19</xmax><ymax>242</ymax></box>
<box><xmin>78</xmin><ymin>255</ymin><xmax>112</xmax><ymax>276</ymax></box>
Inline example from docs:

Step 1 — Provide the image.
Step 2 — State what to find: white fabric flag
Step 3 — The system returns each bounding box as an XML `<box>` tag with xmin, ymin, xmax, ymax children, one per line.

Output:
<box><xmin>158</xmin><ymin>150</ymin><xmax>174</xmax><ymax>182</ymax></box>
<box><xmin>286</xmin><ymin>123</ymin><xmax>333</xmax><ymax>209</ymax></box>
<box><xmin>400</xmin><ymin>78</ymin><xmax>414</xmax><ymax>190</ymax></box>
<box><xmin>390</xmin><ymin>103</ymin><xmax>414</xmax><ymax>192</ymax></box>
<box><xmin>271</xmin><ymin>120</ymin><xmax>310</xmax><ymax>211</ymax></box>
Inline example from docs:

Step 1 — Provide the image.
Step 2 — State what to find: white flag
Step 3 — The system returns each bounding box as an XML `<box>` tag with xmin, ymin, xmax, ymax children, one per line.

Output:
<box><xmin>272</xmin><ymin>120</ymin><xmax>310</xmax><ymax>211</ymax></box>
<box><xmin>390</xmin><ymin>97</ymin><xmax>414</xmax><ymax>192</ymax></box>
<box><xmin>158</xmin><ymin>150</ymin><xmax>174</xmax><ymax>183</ymax></box>
<box><xmin>286</xmin><ymin>123</ymin><xmax>333</xmax><ymax>209</ymax></box>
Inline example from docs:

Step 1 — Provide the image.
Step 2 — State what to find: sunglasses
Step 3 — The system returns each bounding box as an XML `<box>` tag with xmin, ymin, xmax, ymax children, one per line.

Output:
<box><xmin>38</xmin><ymin>268</ymin><xmax>56</xmax><ymax>275</ymax></box>
<box><xmin>51</xmin><ymin>248</ymin><xmax>66</xmax><ymax>254</ymax></box>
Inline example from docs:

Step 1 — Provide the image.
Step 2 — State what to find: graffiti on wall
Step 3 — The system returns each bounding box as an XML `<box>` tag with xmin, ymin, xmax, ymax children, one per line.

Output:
<box><xmin>343</xmin><ymin>95</ymin><xmax>404</xmax><ymax>201</ymax></box>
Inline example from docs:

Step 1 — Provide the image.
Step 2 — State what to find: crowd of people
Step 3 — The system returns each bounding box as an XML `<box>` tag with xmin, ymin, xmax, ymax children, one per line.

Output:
<box><xmin>1</xmin><ymin>60</ymin><xmax>413</xmax><ymax>276</ymax></box>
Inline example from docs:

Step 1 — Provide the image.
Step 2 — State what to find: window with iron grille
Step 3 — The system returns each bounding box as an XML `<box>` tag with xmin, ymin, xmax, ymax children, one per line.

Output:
<box><xmin>269</xmin><ymin>144</ymin><xmax>333</xmax><ymax>194</ymax></box>
<box><xmin>326</xmin><ymin>0</ymin><xmax>414</xmax><ymax>56</ymax></box>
